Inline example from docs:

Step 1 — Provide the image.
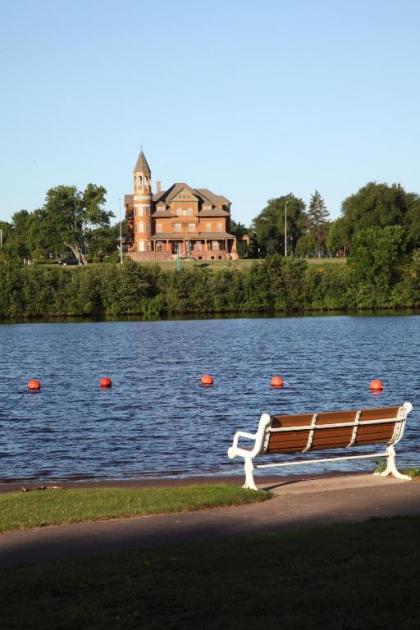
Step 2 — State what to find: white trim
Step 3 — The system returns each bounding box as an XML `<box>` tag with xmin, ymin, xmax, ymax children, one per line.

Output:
<box><xmin>302</xmin><ymin>414</ymin><xmax>318</xmax><ymax>453</ymax></box>
<box><xmin>257</xmin><ymin>451</ymin><xmax>388</xmax><ymax>468</ymax></box>
<box><xmin>346</xmin><ymin>410</ymin><xmax>361</xmax><ymax>448</ymax></box>
<box><xmin>269</xmin><ymin>417</ymin><xmax>403</xmax><ymax>433</ymax></box>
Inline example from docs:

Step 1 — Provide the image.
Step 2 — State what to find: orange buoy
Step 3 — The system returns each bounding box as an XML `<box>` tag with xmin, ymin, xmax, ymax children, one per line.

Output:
<box><xmin>27</xmin><ymin>379</ymin><xmax>41</xmax><ymax>391</ymax></box>
<box><xmin>370</xmin><ymin>379</ymin><xmax>384</xmax><ymax>392</ymax></box>
<box><xmin>200</xmin><ymin>374</ymin><xmax>214</xmax><ymax>386</ymax></box>
<box><xmin>99</xmin><ymin>377</ymin><xmax>112</xmax><ymax>388</ymax></box>
<box><xmin>271</xmin><ymin>375</ymin><xmax>284</xmax><ymax>388</ymax></box>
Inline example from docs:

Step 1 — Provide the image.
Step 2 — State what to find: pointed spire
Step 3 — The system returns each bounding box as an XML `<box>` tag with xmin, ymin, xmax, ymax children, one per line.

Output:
<box><xmin>133</xmin><ymin>149</ymin><xmax>151</xmax><ymax>175</ymax></box>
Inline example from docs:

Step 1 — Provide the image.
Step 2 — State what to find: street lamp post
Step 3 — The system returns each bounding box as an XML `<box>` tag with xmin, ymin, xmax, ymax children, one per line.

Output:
<box><xmin>284</xmin><ymin>201</ymin><xmax>288</xmax><ymax>257</ymax></box>
<box><xmin>119</xmin><ymin>198</ymin><xmax>123</xmax><ymax>264</ymax></box>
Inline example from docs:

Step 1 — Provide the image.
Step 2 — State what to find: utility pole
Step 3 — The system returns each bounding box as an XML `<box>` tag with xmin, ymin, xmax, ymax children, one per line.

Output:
<box><xmin>119</xmin><ymin>198</ymin><xmax>123</xmax><ymax>264</ymax></box>
<box><xmin>284</xmin><ymin>201</ymin><xmax>288</xmax><ymax>257</ymax></box>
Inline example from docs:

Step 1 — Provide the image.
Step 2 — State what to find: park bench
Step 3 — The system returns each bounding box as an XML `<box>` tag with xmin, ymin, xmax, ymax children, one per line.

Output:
<box><xmin>228</xmin><ymin>402</ymin><xmax>413</xmax><ymax>490</ymax></box>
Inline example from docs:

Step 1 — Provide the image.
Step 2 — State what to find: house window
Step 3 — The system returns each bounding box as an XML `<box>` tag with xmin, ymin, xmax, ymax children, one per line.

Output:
<box><xmin>217</xmin><ymin>222</ymin><xmax>223</xmax><ymax>231</ymax></box>
<box><xmin>206</xmin><ymin>222</ymin><xmax>212</xmax><ymax>231</ymax></box>
<box><xmin>188</xmin><ymin>223</ymin><xmax>195</xmax><ymax>232</ymax></box>
<box><xmin>187</xmin><ymin>208</ymin><xmax>193</xmax><ymax>216</ymax></box>
<box><xmin>174</xmin><ymin>223</ymin><xmax>182</xmax><ymax>232</ymax></box>
<box><xmin>138</xmin><ymin>222</ymin><xmax>145</xmax><ymax>232</ymax></box>
<box><xmin>156</xmin><ymin>223</ymin><xmax>163</xmax><ymax>233</ymax></box>
<box><xmin>137</xmin><ymin>176</ymin><xmax>142</xmax><ymax>190</ymax></box>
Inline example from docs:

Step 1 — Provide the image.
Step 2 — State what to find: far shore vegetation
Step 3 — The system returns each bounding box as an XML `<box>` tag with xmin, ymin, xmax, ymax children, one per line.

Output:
<box><xmin>0</xmin><ymin>180</ymin><xmax>418</xmax><ymax>319</ymax></box>
<box><xmin>0</xmin><ymin>485</ymin><xmax>269</xmax><ymax>533</ymax></box>
<box><xmin>0</xmin><ymin>249</ymin><xmax>417</xmax><ymax>320</ymax></box>
<box><xmin>2</xmin><ymin>515</ymin><xmax>420</xmax><ymax>629</ymax></box>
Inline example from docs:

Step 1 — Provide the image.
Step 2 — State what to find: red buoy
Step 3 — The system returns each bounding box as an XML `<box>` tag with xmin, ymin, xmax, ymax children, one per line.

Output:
<box><xmin>271</xmin><ymin>375</ymin><xmax>284</xmax><ymax>388</ymax></box>
<box><xmin>99</xmin><ymin>377</ymin><xmax>112</xmax><ymax>388</ymax></box>
<box><xmin>200</xmin><ymin>374</ymin><xmax>214</xmax><ymax>386</ymax></box>
<box><xmin>27</xmin><ymin>379</ymin><xmax>41</xmax><ymax>391</ymax></box>
<box><xmin>370</xmin><ymin>379</ymin><xmax>384</xmax><ymax>392</ymax></box>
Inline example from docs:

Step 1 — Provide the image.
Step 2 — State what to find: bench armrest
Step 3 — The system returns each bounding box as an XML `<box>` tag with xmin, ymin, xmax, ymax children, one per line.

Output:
<box><xmin>228</xmin><ymin>413</ymin><xmax>271</xmax><ymax>460</ymax></box>
<box><xmin>228</xmin><ymin>431</ymin><xmax>257</xmax><ymax>458</ymax></box>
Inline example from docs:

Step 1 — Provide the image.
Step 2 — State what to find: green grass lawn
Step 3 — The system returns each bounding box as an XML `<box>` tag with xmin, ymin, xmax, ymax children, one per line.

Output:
<box><xmin>1</xmin><ymin>515</ymin><xmax>419</xmax><ymax>629</ymax></box>
<box><xmin>44</xmin><ymin>257</ymin><xmax>346</xmax><ymax>272</ymax></box>
<box><xmin>132</xmin><ymin>257</ymin><xmax>347</xmax><ymax>272</ymax></box>
<box><xmin>0</xmin><ymin>485</ymin><xmax>269</xmax><ymax>533</ymax></box>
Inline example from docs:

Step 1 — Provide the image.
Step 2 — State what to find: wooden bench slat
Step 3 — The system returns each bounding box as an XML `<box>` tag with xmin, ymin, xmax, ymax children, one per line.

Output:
<box><xmin>267</xmin><ymin>429</ymin><xmax>352</xmax><ymax>450</ymax></box>
<box><xmin>267</xmin><ymin>432</ymin><xmax>394</xmax><ymax>453</ymax></box>
<box><xmin>360</xmin><ymin>407</ymin><xmax>400</xmax><ymax>420</ymax></box>
<box><xmin>356</xmin><ymin>425</ymin><xmax>395</xmax><ymax>439</ymax></box>
<box><xmin>267</xmin><ymin>422</ymin><xmax>397</xmax><ymax>454</ymax></box>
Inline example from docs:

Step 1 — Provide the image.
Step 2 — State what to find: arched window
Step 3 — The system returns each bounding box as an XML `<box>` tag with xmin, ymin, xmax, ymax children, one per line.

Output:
<box><xmin>138</xmin><ymin>175</ymin><xmax>142</xmax><ymax>189</ymax></box>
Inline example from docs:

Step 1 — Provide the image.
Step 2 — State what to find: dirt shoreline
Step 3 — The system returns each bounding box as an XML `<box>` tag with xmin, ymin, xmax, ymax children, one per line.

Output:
<box><xmin>0</xmin><ymin>470</ymin><xmax>360</xmax><ymax>493</ymax></box>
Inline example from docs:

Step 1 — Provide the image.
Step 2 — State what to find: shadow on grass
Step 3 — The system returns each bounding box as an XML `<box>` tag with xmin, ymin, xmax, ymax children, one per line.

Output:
<box><xmin>1</xmin><ymin>516</ymin><xmax>420</xmax><ymax>629</ymax></box>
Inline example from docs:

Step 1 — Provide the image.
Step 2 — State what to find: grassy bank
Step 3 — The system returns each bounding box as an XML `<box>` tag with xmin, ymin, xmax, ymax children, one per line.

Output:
<box><xmin>0</xmin><ymin>485</ymin><xmax>269</xmax><ymax>533</ymax></box>
<box><xmin>0</xmin><ymin>255</ymin><xmax>417</xmax><ymax>319</ymax></box>
<box><xmin>2</xmin><ymin>516</ymin><xmax>420</xmax><ymax>629</ymax></box>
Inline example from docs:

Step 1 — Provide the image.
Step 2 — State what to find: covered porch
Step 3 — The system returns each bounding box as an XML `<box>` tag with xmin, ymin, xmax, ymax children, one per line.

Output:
<box><xmin>151</xmin><ymin>233</ymin><xmax>238</xmax><ymax>260</ymax></box>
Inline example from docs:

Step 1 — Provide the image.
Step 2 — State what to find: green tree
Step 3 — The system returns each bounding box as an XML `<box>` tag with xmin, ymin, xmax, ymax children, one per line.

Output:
<box><xmin>327</xmin><ymin>217</ymin><xmax>350</xmax><ymax>257</ymax></box>
<box><xmin>252</xmin><ymin>194</ymin><xmax>307</xmax><ymax>256</ymax></box>
<box><xmin>86</xmin><ymin>224</ymin><xmax>120</xmax><ymax>262</ymax></box>
<box><xmin>229</xmin><ymin>219</ymin><xmax>249</xmax><ymax>257</ymax></box>
<box><xmin>348</xmin><ymin>226</ymin><xmax>406</xmax><ymax>305</ymax></box>
<box><xmin>306</xmin><ymin>190</ymin><xmax>330</xmax><ymax>257</ymax></box>
<box><xmin>332</xmin><ymin>182</ymin><xmax>419</xmax><ymax>255</ymax></box>
<box><xmin>44</xmin><ymin>184</ymin><xmax>112</xmax><ymax>264</ymax></box>
<box><xmin>295</xmin><ymin>233</ymin><xmax>316</xmax><ymax>258</ymax></box>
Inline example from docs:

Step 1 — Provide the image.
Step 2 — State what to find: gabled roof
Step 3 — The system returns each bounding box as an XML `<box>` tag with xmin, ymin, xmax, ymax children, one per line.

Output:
<box><xmin>166</xmin><ymin>183</ymin><xmax>199</xmax><ymax>202</ymax></box>
<box><xmin>152</xmin><ymin>184</ymin><xmax>231</xmax><ymax>209</ymax></box>
<box><xmin>152</xmin><ymin>182</ymin><xmax>198</xmax><ymax>205</ymax></box>
<box><xmin>133</xmin><ymin>151</ymin><xmax>151</xmax><ymax>175</ymax></box>
<box><xmin>195</xmin><ymin>188</ymin><xmax>230</xmax><ymax>206</ymax></box>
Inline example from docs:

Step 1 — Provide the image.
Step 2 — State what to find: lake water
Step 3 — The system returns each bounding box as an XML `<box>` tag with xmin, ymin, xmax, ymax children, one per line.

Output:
<box><xmin>0</xmin><ymin>315</ymin><xmax>419</xmax><ymax>482</ymax></box>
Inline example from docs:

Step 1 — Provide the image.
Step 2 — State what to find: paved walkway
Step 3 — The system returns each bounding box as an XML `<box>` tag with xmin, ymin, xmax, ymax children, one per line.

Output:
<box><xmin>1</xmin><ymin>474</ymin><xmax>420</xmax><ymax>567</ymax></box>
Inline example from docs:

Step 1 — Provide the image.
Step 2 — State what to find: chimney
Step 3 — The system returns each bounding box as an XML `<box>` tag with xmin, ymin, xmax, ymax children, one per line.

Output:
<box><xmin>156</xmin><ymin>180</ymin><xmax>162</xmax><ymax>193</ymax></box>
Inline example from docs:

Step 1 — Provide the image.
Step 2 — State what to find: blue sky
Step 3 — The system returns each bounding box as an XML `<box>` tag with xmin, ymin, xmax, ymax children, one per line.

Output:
<box><xmin>1</xmin><ymin>0</ymin><xmax>419</xmax><ymax>225</ymax></box>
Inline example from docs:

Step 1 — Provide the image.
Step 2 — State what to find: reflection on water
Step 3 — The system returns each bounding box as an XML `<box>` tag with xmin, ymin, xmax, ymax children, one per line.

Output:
<box><xmin>0</xmin><ymin>315</ymin><xmax>418</xmax><ymax>482</ymax></box>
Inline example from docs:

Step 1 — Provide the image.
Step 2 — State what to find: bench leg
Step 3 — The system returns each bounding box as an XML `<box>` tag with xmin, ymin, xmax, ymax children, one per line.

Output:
<box><xmin>377</xmin><ymin>445</ymin><xmax>411</xmax><ymax>481</ymax></box>
<box><xmin>243</xmin><ymin>457</ymin><xmax>258</xmax><ymax>491</ymax></box>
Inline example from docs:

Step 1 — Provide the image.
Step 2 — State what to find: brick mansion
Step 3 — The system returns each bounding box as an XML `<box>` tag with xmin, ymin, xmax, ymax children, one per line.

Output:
<box><xmin>124</xmin><ymin>151</ymin><xmax>238</xmax><ymax>261</ymax></box>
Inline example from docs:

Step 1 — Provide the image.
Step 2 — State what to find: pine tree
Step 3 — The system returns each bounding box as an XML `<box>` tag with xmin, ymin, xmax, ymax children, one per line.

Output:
<box><xmin>307</xmin><ymin>191</ymin><xmax>330</xmax><ymax>257</ymax></box>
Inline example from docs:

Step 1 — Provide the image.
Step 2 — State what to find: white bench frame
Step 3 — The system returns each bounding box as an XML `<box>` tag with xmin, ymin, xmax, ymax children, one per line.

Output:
<box><xmin>228</xmin><ymin>402</ymin><xmax>413</xmax><ymax>490</ymax></box>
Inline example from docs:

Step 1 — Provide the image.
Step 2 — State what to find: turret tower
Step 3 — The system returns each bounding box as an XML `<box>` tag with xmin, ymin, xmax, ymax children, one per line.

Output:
<box><xmin>133</xmin><ymin>149</ymin><xmax>153</xmax><ymax>252</ymax></box>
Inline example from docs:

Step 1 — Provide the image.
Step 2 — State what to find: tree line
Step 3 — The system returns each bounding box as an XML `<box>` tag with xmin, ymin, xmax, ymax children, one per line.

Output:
<box><xmin>0</xmin><ymin>253</ymin><xmax>417</xmax><ymax>320</ymax></box>
<box><xmin>0</xmin><ymin>180</ymin><xmax>419</xmax><ymax>264</ymax></box>
<box><xmin>232</xmin><ymin>182</ymin><xmax>420</xmax><ymax>259</ymax></box>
